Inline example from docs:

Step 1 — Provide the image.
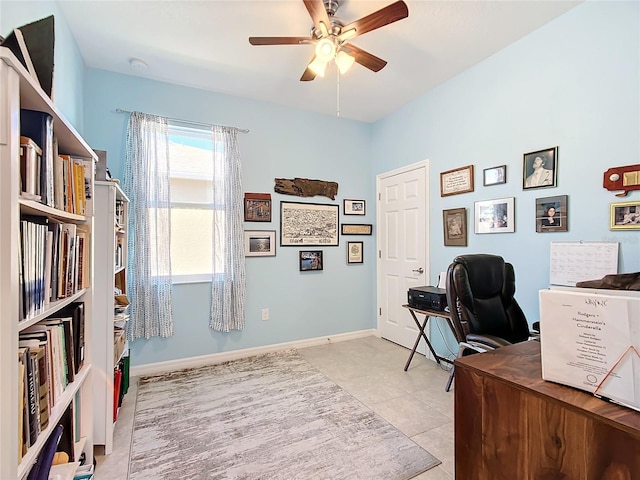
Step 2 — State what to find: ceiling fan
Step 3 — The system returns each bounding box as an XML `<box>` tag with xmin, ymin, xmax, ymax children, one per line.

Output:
<box><xmin>248</xmin><ymin>0</ymin><xmax>409</xmax><ymax>81</ymax></box>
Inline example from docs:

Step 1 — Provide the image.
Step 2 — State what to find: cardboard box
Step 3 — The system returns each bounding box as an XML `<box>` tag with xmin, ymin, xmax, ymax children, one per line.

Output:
<box><xmin>114</xmin><ymin>329</ymin><xmax>126</xmax><ymax>364</ymax></box>
<box><xmin>539</xmin><ymin>287</ymin><xmax>640</xmax><ymax>412</ymax></box>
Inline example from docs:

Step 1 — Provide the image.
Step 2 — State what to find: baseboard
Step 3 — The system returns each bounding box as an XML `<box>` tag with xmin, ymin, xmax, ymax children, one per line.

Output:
<box><xmin>130</xmin><ymin>329</ymin><xmax>376</xmax><ymax>378</ymax></box>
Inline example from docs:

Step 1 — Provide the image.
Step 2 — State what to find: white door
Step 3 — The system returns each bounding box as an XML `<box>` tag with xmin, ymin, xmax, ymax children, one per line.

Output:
<box><xmin>377</xmin><ymin>161</ymin><xmax>430</xmax><ymax>352</ymax></box>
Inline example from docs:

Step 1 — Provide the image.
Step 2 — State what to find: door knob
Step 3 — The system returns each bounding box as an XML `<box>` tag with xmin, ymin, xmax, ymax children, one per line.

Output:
<box><xmin>412</xmin><ymin>267</ymin><xmax>424</xmax><ymax>274</ymax></box>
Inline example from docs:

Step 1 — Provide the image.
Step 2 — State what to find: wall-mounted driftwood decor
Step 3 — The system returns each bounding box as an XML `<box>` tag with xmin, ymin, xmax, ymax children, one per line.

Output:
<box><xmin>274</xmin><ymin>178</ymin><xmax>339</xmax><ymax>200</ymax></box>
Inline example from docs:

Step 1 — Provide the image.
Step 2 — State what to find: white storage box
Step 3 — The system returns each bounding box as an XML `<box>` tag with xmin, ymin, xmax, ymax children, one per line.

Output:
<box><xmin>539</xmin><ymin>287</ymin><xmax>640</xmax><ymax>412</ymax></box>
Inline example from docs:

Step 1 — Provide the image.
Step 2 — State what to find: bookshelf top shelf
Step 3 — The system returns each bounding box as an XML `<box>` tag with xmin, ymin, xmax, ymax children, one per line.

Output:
<box><xmin>0</xmin><ymin>47</ymin><xmax>97</xmax><ymax>161</ymax></box>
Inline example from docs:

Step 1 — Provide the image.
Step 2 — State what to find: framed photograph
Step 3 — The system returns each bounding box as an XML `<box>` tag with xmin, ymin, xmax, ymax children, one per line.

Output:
<box><xmin>341</xmin><ymin>224</ymin><xmax>373</xmax><ymax>235</ymax></box>
<box><xmin>280</xmin><ymin>201</ymin><xmax>339</xmax><ymax>246</ymax></box>
<box><xmin>536</xmin><ymin>195</ymin><xmax>568</xmax><ymax>233</ymax></box>
<box><xmin>474</xmin><ymin>197</ymin><xmax>515</xmax><ymax>234</ymax></box>
<box><xmin>347</xmin><ymin>241</ymin><xmax>363</xmax><ymax>264</ymax></box>
<box><xmin>483</xmin><ymin>165</ymin><xmax>507</xmax><ymax>186</ymax></box>
<box><xmin>523</xmin><ymin>146</ymin><xmax>558</xmax><ymax>190</ymax></box>
<box><xmin>244</xmin><ymin>230</ymin><xmax>276</xmax><ymax>256</ymax></box>
<box><xmin>343</xmin><ymin>199</ymin><xmax>366</xmax><ymax>215</ymax></box>
<box><xmin>440</xmin><ymin>165</ymin><xmax>474</xmax><ymax>197</ymax></box>
<box><xmin>299</xmin><ymin>250</ymin><xmax>323</xmax><ymax>271</ymax></box>
<box><xmin>610</xmin><ymin>200</ymin><xmax>640</xmax><ymax>230</ymax></box>
<box><xmin>443</xmin><ymin>208</ymin><xmax>467</xmax><ymax>246</ymax></box>
<box><xmin>244</xmin><ymin>193</ymin><xmax>272</xmax><ymax>222</ymax></box>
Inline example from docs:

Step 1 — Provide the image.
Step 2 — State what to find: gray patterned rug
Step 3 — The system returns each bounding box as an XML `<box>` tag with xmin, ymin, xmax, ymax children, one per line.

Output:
<box><xmin>128</xmin><ymin>350</ymin><xmax>440</xmax><ymax>479</ymax></box>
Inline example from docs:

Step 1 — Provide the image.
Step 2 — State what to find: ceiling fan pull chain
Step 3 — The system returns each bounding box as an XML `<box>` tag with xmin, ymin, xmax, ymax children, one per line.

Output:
<box><xmin>336</xmin><ymin>67</ymin><xmax>340</xmax><ymax>117</ymax></box>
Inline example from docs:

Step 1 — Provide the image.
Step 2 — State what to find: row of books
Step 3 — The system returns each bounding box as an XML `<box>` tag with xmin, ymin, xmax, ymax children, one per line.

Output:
<box><xmin>19</xmin><ymin>108</ymin><xmax>93</xmax><ymax>215</ymax></box>
<box><xmin>19</xmin><ymin>216</ymin><xmax>90</xmax><ymax>322</ymax></box>
<box><xmin>18</xmin><ymin>302</ymin><xmax>85</xmax><ymax>461</ymax></box>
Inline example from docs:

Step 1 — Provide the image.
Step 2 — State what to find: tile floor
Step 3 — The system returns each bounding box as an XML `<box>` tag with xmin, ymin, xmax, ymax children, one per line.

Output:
<box><xmin>94</xmin><ymin>335</ymin><xmax>455</xmax><ymax>480</ymax></box>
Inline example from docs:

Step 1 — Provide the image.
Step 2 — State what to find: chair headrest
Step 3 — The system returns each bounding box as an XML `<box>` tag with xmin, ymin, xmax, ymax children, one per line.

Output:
<box><xmin>452</xmin><ymin>254</ymin><xmax>506</xmax><ymax>298</ymax></box>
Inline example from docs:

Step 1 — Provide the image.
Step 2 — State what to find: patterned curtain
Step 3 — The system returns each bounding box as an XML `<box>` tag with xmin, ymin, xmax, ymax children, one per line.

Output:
<box><xmin>123</xmin><ymin>112</ymin><xmax>174</xmax><ymax>340</ymax></box>
<box><xmin>210</xmin><ymin>126</ymin><xmax>246</xmax><ymax>332</ymax></box>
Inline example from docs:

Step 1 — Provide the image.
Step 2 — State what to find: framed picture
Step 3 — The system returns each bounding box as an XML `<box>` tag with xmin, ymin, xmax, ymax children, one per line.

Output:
<box><xmin>343</xmin><ymin>199</ymin><xmax>366</xmax><ymax>215</ymax></box>
<box><xmin>244</xmin><ymin>193</ymin><xmax>272</xmax><ymax>222</ymax></box>
<box><xmin>347</xmin><ymin>241</ymin><xmax>364</xmax><ymax>264</ymax></box>
<box><xmin>280</xmin><ymin>201</ymin><xmax>339</xmax><ymax>246</ymax></box>
<box><xmin>244</xmin><ymin>230</ymin><xmax>276</xmax><ymax>257</ymax></box>
<box><xmin>443</xmin><ymin>208</ymin><xmax>467</xmax><ymax>246</ymax></box>
<box><xmin>341</xmin><ymin>224</ymin><xmax>373</xmax><ymax>235</ymax></box>
<box><xmin>536</xmin><ymin>195</ymin><xmax>568</xmax><ymax>233</ymax></box>
<box><xmin>474</xmin><ymin>197</ymin><xmax>515</xmax><ymax>234</ymax></box>
<box><xmin>483</xmin><ymin>165</ymin><xmax>507</xmax><ymax>186</ymax></box>
<box><xmin>523</xmin><ymin>146</ymin><xmax>558</xmax><ymax>190</ymax></box>
<box><xmin>299</xmin><ymin>250</ymin><xmax>323</xmax><ymax>271</ymax></box>
<box><xmin>440</xmin><ymin>165</ymin><xmax>474</xmax><ymax>197</ymax></box>
<box><xmin>610</xmin><ymin>200</ymin><xmax>640</xmax><ymax>230</ymax></box>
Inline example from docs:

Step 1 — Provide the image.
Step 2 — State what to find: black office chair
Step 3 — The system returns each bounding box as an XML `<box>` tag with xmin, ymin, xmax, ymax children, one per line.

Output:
<box><xmin>444</xmin><ymin>254</ymin><xmax>533</xmax><ymax>391</ymax></box>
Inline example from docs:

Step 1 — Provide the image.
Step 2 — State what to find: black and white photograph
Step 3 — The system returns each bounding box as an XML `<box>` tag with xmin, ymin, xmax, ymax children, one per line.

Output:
<box><xmin>474</xmin><ymin>197</ymin><xmax>515</xmax><ymax>234</ymax></box>
<box><xmin>536</xmin><ymin>195</ymin><xmax>568</xmax><ymax>233</ymax></box>
<box><xmin>280</xmin><ymin>201</ymin><xmax>339</xmax><ymax>246</ymax></box>
<box><xmin>299</xmin><ymin>250</ymin><xmax>323</xmax><ymax>271</ymax></box>
<box><xmin>523</xmin><ymin>146</ymin><xmax>558</xmax><ymax>189</ymax></box>
<box><xmin>244</xmin><ymin>230</ymin><xmax>277</xmax><ymax>256</ymax></box>
<box><xmin>442</xmin><ymin>208</ymin><xmax>467</xmax><ymax>246</ymax></box>
<box><xmin>343</xmin><ymin>199</ymin><xmax>366</xmax><ymax>215</ymax></box>
<box><xmin>610</xmin><ymin>201</ymin><xmax>640</xmax><ymax>230</ymax></box>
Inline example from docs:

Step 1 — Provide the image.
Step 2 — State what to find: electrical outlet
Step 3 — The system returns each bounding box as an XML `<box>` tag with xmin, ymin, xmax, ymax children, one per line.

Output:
<box><xmin>261</xmin><ymin>308</ymin><xmax>269</xmax><ymax>320</ymax></box>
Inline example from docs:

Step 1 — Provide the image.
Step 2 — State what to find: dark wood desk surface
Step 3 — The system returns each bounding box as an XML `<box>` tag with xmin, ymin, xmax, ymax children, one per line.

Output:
<box><xmin>454</xmin><ymin>341</ymin><xmax>640</xmax><ymax>480</ymax></box>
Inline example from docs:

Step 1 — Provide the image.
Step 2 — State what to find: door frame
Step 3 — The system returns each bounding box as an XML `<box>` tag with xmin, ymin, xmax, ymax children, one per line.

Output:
<box><xmin>375</xmin><ymin>160</ymin><xmax>431</xmax><ymax>346</ymax></box>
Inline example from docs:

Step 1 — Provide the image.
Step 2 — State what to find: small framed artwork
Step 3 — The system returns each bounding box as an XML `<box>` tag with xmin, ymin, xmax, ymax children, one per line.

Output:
<box><xmin>341</xmin><ymin>224</ymin><xmax>373</xmax><ymax>235</ymax></box>
<box><xmin>536</xmin><ymin>195</ymin><xmax>568</xmax><ymax>233</ymax></box>
<box><xmin>244</xmin><ymin>230</ymin><xmax>276</xmax><ymax>256</ymax></box>
<box><xmin>474</xmin><ymin>197</ymin><xmax>515</xmax><ymax>234</ymax></box>
<box><xmin>440</xmin><ymin>165</ymin><xmax>474</xmax><ymax>197</ymax></box>
<box><xmin>443</xmin><ymin>208</ymin><xmax>467</xmax><ymax>246</ymax></box>
<box><xmin>244</xmin><ymin>193</ymin><xmax>272</xmax><ymax>222</ymax></box>
<box><xmin>610</xmin><ymin>200</ymin><xmax>640</xmax><ymax>230</ymax></box>
<box><xmin>347</xmin><ymin>241</ymin><xmax>364</xmax><ymax>264</ymax></box>
<box><xmin>299</xmin><ymin>250</ymin><xmax>323</xmax><ymax>271</ymax></box>
<box><xmin>483</xmin><ymin>165</ymin><xmax>507</xmax><ymax>186</ymax></box>
<box><xmin>343</xmin><ymin>199</ymin><xmax>366</xmax><ymax>215</ymax></box>
<box><xmin>523</xmin><ymin>146</ymin><xmax>558</xmax><ymax>190</ymax></box>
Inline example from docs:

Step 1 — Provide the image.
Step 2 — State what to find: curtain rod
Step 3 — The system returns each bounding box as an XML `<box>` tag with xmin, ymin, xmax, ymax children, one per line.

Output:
<box><xmin>115</xmin><ymin>108</ymin><xmax>249</xmax><ymax>134</ymax></box>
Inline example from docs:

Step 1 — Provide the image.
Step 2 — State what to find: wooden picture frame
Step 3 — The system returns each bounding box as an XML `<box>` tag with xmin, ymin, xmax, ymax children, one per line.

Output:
<box><xmin>341</xmin><ymin>224</ymin><xmax>373</xmax><ymax>235</ymax></box>
<box><xmin>343</xmin><ymin>199</ymin><xmax>366</xmax><ymax>215</ymax></box>
<box><xmin>280</xmin><ymin>201</ymin><xmax>339</xmax><ymax>246</ymax></box>
<box><xmin>347</xmin><ymin>241</ymin><xmax>364</xmax><ymax>264</ymax></box>
<box><xmin>523</xmin><ymin>146</ymin><xmax>558</xmax><ymax>190</ymax></box>
<box><xmin>244</xmin><ymin>230</ymin><xmax>276</xmax><ymax>257</ymax></box>
<box><xmin>244</xmin><ymin>193</ymin><xmax>272</xmax><ymax>222</ymax></box>
<box><xmin>610</xmin><ymin>200</ymin><xmax>640</xmax><ymax>230</ymax></box>
<box><xmin>299</xmin><ymin>250</ymin><xmax>323</xmax><ymax>271</ymax></box>
<box><xmin>483</xmin><ymin>165</ymin><xmax>507</xmax><ymax>186</ymax></box>
<box><xmin>474</xmin><ymin>197</ymin><xmax>515</xmax><ymax>234</ymax></box>
<box><xmin>536</xmin><ymin>195</ymin><xmax>568</xmax><ymax>233</ymax></box>
<box><xmin>440</xmin><ymin>165</ymin><xmax>474</xmax><ymax>197</ymax></box>
<box><xmin>443</xmin><ymin>208</ymin><xmax>467</xmax><ymax>246</ymax></box>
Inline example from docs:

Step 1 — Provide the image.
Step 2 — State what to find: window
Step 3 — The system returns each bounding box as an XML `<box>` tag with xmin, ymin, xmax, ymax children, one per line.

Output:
<box><xmin>168</xmin><ymin>123</ymin><xmax>223</xmax><ymax>283</ymax></box>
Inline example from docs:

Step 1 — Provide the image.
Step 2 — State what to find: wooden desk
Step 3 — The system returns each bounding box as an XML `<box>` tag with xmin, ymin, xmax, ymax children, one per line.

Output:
<box><xmin>401</xmin><ymin>304</ymin><xmax>455</xmax><ymax>371</ymax></box>
<box><xmin>454</xmin><ymin>341</ymin><xmax>640</xmax><ymax>480</ymax></box>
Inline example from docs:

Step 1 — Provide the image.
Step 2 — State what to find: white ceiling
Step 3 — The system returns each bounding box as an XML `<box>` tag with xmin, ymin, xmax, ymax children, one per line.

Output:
<box><xmin>58</xmin><ymin>0</ymin><xmax>581</xmax><ymax>123</ymax></box>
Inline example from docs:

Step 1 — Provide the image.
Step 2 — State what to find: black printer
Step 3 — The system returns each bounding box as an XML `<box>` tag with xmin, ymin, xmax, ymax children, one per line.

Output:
<box><xmin>407</xmin><ymin>286</ymin><xmax>447</xmax><ymax>312</ymax></box>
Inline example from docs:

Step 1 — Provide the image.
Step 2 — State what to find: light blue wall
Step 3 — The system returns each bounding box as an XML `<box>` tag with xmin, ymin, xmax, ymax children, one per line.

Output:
<box><xmin>1</xmin><ymin>1</ymin><xmax>85</xmax><ymax>129</ymax></box>
<box><xmin>82</xmin><ymin>70</ymin><xmax>376</xmax><ymax>366</ymax></box>
<box><xmin>371</xmin><ymin>1</ymin><xmax>640</xmax><ymax>351</ymax></box>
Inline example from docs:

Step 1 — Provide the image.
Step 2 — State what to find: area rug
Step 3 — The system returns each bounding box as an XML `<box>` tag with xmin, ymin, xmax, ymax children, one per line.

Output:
<box><xmin>128</xmin><ymin>350</ymin><xmax>440</xmax><ymax>479</ymax></box>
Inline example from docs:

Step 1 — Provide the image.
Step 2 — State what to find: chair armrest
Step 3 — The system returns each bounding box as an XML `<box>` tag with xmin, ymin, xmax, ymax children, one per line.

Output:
<box><xmin>466</xmin><ymin>333</ymin><xmax>513</xmax><ymax>349</ymax></box>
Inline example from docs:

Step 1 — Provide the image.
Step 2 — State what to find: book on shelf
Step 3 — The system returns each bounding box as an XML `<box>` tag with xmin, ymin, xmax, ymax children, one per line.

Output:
<box><xmin>18</xmin><ymin>347</ymin><xmax>30</xmax><ymax>456</ymax></box>
<box><xmin>20</xmin><ymin>109</ymin><xmax>54</xmax><ymax>208</ymax></box>
<box><xmin>19</xmin><ymin>340</ymin><xmax>51</xmax><ymax>434</ymax></box>
<box><xmin>24</xmin><ymin>346</ymin><xmax>40</xmax><ymax>447</ymax></box>
<box><xmin>19</xmin><ymin>215</ymin><xmax>48</xmax><ymax>321</ymax></box>
<box><xmin>19</xmin><ymin>136</ymin><xmax>42</xmax><ymax>201</ymax></box>
<box><xmin>57</xmin><ymin>302</ymin><xmax>86</xmax><ymax>373</ymax></box>
<box><xmin>42</xmin><ymin>316</ymin><xmax>76</xmax><ymax>382</ymax></box>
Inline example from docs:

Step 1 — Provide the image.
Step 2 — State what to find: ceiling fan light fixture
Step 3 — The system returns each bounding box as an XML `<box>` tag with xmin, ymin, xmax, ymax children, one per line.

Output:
<box><xmin>335</xmin><ymin>51</ymin><xmax>355</xmax><ymax>74</ymax></box>
<box><xmin>308</xmin><ymin>57</ymin><xmax>328</xmax><ymax>77</ymax></box>
<box><xmin>315</xmin><ymin>38</ymin><xmax>336</xmax><ymax>62</ymax></box>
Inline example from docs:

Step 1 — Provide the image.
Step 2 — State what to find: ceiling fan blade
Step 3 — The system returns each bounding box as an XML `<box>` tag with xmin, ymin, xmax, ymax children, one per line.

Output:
<box><xmin>341</xmin><ymin>0</ymin><xmax>408</xmax><ymax>39</ymax></box>
<box><xmin>341</xmin><ymin>44</ymin><xmax>387</xmax><ymax>72</ymax></box>
<box><xmin>303</xmin><ymin>0</ymin><xmax>332</xmax><ymax>33</ymax></box>
<box><xmin>249</xmin><ymin>36</ymin><xmax>312</xmax><ymax>46</ymax></box>
<box><xmin>300</xmin><ymin>67</ymin><xmax>317</xmax><ymax>82</ymax></box>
